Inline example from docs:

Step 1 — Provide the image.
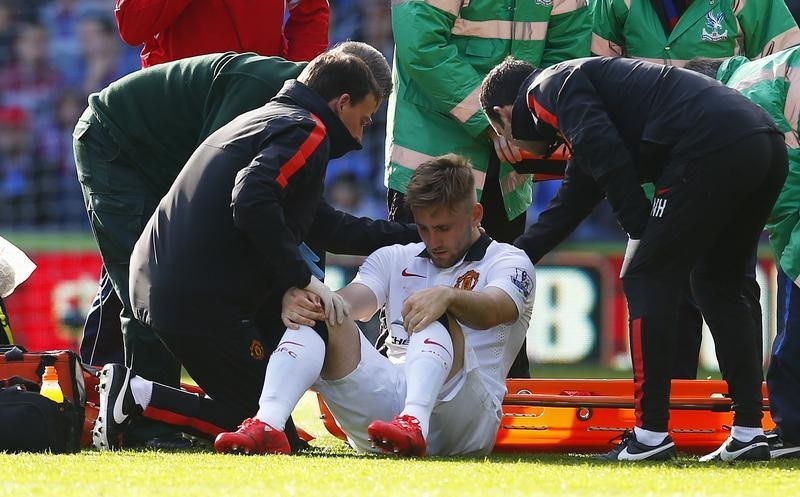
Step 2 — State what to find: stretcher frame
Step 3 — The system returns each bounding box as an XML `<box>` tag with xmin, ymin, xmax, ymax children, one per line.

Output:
<box><xmin>317</xmin><ymin>379</ymin><xmax>774</xmax><ymax>455</ymax></box>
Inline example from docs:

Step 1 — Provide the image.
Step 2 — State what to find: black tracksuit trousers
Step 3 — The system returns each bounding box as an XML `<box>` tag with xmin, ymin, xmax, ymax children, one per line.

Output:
<box><xmin>622</xmin><ymin>132</ymin><xmax>787</xmax><ymax>432</ymax></box>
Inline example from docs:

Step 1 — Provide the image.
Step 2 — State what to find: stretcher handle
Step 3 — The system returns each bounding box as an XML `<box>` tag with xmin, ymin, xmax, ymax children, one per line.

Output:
<box><xmin>503</xmin><ymin>393</ymin><xmax>770</xmax><ymax>412</ymax></box>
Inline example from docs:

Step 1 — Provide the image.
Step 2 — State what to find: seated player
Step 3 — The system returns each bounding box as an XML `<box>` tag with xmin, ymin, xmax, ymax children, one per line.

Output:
<box><xmin>214</xmin><ymin>154</ymin><xmax>536</xmax><ymax>456</ymax></box>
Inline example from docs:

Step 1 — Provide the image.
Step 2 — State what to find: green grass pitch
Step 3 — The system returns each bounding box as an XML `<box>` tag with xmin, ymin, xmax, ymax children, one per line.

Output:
<box><xmin>2</xmin><ymin>391</ymin><xmax>799</xmax><ymax>497</ymax></box>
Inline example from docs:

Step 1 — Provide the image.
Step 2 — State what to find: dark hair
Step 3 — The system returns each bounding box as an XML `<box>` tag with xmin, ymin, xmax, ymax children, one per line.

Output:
<box><xmin>331</xmin><ymin>41</ymin><xmax>392</xmax><ymax>99</ymax></box>
<box><xmin>298</xmin><ymin>52</ymin><xmax>381</xmax><ymax>104</ymax></box>
<box><xmin>684</xmin><ymin>57</ymin><xmax>725</xmax><ymax>79</ymax></box>
<box><xmin>480</xmin><ymin>56</ymin><xmax>536</xmax><ymax>123</ymax></box>
<box><xmin>405</xmin><ymin>154</ymin><xmax>476</xmax><ymax>212</ymax></box>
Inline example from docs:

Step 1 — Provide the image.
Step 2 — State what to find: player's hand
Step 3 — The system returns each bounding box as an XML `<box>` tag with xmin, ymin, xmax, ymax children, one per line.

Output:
<box><xmin>305</xmin><ymin>276</ymin><xmax>351</xmax><ymax>326</ymax></box>
<box><xmin>281</xmin><ymin>287</ymin><xmax>325</xmax><ymax>329</ymax></box>
<box><xmin>401</xmin><ymin>286</ymin><xmax>453</xmax><ymax>334</ymax></box>
<box><xmin>488</xmin><ymin>126</ymin><xmax>523</xmax><ymax>164</ymax></box>
<box><xmin>619</xmin><ymin>238</ymin><xmax>640</xmax><ymax>278</ymax></box>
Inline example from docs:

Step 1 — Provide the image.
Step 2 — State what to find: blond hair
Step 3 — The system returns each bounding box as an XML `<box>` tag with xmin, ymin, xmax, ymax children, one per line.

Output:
<box><xmin>405</xmin><ymin>154</ymin><xmax>476</xmax><ymax>212</ymax></box>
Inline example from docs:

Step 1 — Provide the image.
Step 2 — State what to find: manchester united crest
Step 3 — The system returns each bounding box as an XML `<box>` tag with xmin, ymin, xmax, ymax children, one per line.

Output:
<box><xmin>454</xmin><ymin>270</ymin><xmax>480</xmax><ymax>291</ymax></box>
<box><xmin>249</xmin><ymin>339</ymin><xmax>265</xmax><ymax>360</ymax></box>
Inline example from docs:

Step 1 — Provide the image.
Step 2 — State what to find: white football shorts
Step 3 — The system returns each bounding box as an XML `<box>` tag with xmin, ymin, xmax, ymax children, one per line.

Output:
<box><xmin>314</xmin><ymin>330</ymin><xmax>502</xmax><ymax>456</ymax></box>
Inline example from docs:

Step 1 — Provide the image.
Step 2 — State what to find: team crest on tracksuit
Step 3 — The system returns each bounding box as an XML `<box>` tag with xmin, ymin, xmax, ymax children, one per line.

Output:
<box><xmin>701</xmin><ymin>11</ymin><xmax>729</xmax><ymax>42</ymax></box>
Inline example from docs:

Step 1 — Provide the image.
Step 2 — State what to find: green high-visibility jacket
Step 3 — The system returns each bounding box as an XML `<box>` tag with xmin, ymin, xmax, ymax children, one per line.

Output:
<box><xmin>387</xmin><ymin>0</ymin><xmax>591</xmax><ymax>220</ymax></box>
<box><xmin>592</xmin><ymin>0</ymin><xmax>800</xmax><ymax>67</ymax></box>
<box><xmin>717</xmin><ymin>49</ymin><xmax>800</xmax><ymax>284</ymax></box>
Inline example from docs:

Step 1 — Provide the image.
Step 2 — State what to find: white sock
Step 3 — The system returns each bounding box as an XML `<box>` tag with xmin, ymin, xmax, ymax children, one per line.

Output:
<box><xmin>400</xmin><ymin>321</ymin><xmax>453</xmax><ymax>438</ymax></box>
<box><xmin>634</xmin><ymin>426</ymin><xmax>668</xmax><ymax>446</ymax></box>
<box><xmin>255</xmin><ymin>325</ymin><xmax>325</xmax><ymax>430</ymax></box>
<box><xmin>129</xmin><ymin>376</ymin><xmax>152</xmax><ymax>409</ymax></box>
<box><xmin>731</xmin><ymin>426</ymin><xmax>764</xmax><ymax>442</ymax></box>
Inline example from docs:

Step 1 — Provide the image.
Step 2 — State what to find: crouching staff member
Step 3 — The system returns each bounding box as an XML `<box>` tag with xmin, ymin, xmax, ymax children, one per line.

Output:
<box><xmin>92</xmin><ymin>52</ymin><xmax>412</xmax><ymax>452</ymax></box>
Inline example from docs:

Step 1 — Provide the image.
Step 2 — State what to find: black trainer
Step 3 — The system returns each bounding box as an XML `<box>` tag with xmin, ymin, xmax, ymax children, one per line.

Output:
<box><xmin>598</xmin><ymin>430</ymin><xmax>676</xmax><ymax>461</ymax></box>
<box><xmin>766</xmin><ymin>430</ymin><xmax>800</xmax><ymax>459</ymax></box>
<box><xmin>699</xmin><ymin>434</ymin><xmax>770</xmax><ymax>462</ymax></box>
<box><xmin>92</xmin><ymin>363</ymin><xmax>142</xmax><ymax>450</ymax></box>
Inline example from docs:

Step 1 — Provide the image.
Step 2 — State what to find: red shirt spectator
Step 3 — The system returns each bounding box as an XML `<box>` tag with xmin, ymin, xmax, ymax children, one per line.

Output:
<box><xmin>115</xmin><ymin>0</ymin><xmax>329</xmax><ymax>67</ymax></box>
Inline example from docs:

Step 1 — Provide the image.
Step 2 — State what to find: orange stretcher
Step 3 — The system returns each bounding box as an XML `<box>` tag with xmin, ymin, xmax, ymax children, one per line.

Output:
<box><xmin>317</xmin><ymin>379</ymin><xmax>774</xmax><ymax>455</ymax></box>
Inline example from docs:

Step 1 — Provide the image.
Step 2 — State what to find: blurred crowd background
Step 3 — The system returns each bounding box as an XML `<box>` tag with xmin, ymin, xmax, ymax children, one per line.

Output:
<box><xmin>8</xmin><ymin>1</ymin><xmax>800</xmax><ymax>241</ymax></box>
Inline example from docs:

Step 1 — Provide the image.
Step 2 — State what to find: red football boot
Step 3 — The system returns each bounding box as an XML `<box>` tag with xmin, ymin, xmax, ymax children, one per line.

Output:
<box><xmin>367</xmin><ymin>414</ymin><xmax>427</xmax><ymax>457</ymax></box>
<box><xmin>214</xmin><ymin>418</ymin><xmax>291</xmax><ymax>455</ymax></box>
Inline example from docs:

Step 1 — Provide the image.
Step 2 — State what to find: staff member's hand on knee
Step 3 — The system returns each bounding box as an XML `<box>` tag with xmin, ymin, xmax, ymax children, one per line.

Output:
<box><xmin>306</xmin><ymin>276</ymin><xmax>350</xmax><ymax>326</ymax></box>
<box><xmin>281</xmin><ymin>287</ymin><xmax>326</xmax><ymax>329</ymax></box>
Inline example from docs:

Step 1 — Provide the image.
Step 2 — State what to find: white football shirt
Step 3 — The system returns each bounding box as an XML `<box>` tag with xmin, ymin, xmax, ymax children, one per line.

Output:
<box><xmin>351</xmin><ymin>234</ymin><xmax>535</xmax><ymax>403</ymax></box>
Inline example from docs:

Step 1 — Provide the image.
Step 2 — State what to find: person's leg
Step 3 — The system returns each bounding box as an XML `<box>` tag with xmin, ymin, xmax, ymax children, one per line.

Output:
<box><xmin>368</xmin><ymin>316</ymin><xmax>463</xmax><ymax>456</ymax></box>
<box><xmin>479</xmin><ymin>156</ymin><xmax>530</xmax><ymax>378</ymax></box>
<box><xmin>692</xmin><ymin>133</ymin><xmax>786</xmax><ymax>461</ymax></box>
<box><xmin>670</xmin><ymin>285</ymin><xmax>702</xmax><ymax>379</ymax></box>
<box><xmin>94</xmin><ymin>320</ymin><xmax>306</xmax><ymax>451</ymax></box>
<box><xmin>606</xmin><ymin>139</ymin><xmax>777</xmax><ymax>460</ymax></box>
<box><xmin>767</xmin><ymin>267</ymin><xmax>800</xmax><ymax>457</ymax></box>
<box><xmin>672</xmin><ymin>253</ymin><xmax>760</xmax><ymax>380</ymax></box>
<box><xmin>214</xmin><ymin>314</ymin><xmax>370</xmax><ymax>454</ymax></box>
<box><xmin>79</xmin><ymin>267</ymin><xmax>125</xmax><ymax>366</ymax></box>
<box><xmin>74</xmin><ymin>109</ymin><xmax>182</xmax><ymax>443</ymax></box>
<box><xmin>398</xmin><ymin>320</ymin><xmax>454</xmax><ymax>431</ymax></box>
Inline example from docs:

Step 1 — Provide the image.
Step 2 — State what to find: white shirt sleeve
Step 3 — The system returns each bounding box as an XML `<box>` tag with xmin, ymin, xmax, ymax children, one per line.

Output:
<box><xmin>483</xmin><ymin>250</ymin><xmax>536</xmax><ymax>316</ymax></box>
<box><xmin>350</xmin><ymin>245</ymin><xmax>397</xmax><ymax>308</ymax></box>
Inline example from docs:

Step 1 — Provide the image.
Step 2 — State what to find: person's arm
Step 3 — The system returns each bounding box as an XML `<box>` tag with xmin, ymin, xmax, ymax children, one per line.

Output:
<box><xmin>342</xmin><ymin>245</ymin><xmax>397</xmax><ymax>321</ymax></box>
<box><xmin>540</xmin><ymin>0</ymin><xmax>591</xmax><ymax>67</ymax></box>
<box><xmin>515</xmin><ymin>163</ymin><xmax>605</xmax><ymax>263</ymax></box>
<box><xmin>336</xmin><ymin>283</ymin><xmax>380</xmax><ymax>323</ymax></box>
<box><xmin>284</xmin><ymin>0</ymin><xmax>330</xmax><ymax>61</ymax></box>
<box><xmin>304</xmin><ymin>202</ymin><xmax>420</xmax><ymax>256</ymax></box>
<box><xmin>529</xmin><ymin>69</ymin><xmax>650</xmax><ymax>238</ymax></box>
<box><xmin>114</xmin><ymin>0</ymin><xmax>193</xmax><ymax>46</ymax></box>
<box><xmin>231</xmin><ymin>117</ymin><xmax>329</xmax><ymax>291</ymax></box>
<box><xmin>281</xmin><ymin>287</ymin><xmax>325</xmax><ymax>329</ymax></box>
<box><xmin>392</xmin><ymin>0</ymin><xmax>488</xmax><ymax>138</ymax></box>
<box><xmin>402</xmin><ymin>251</ymin><xmax>535</xmax><ymax>332</ymax></box>
<box><xmin>590</xmin><ymin>0</ymin><xmax>628</xmax><ymax>57</ymax></box>
<box><xmin>402</xmin><ymin>286</ymin><xmax>519</xmax><ymax>333</ymax></box>
<box><xmin>737</xmin><ymin>0</ymin><xmax>800</xmax><ymax>58</ymax></box>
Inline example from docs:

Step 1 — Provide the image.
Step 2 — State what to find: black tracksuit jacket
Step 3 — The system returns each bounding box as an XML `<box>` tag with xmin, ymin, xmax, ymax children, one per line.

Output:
<box><xmin>513</xmin><ymin>56</ymin><xmax>779</xmax><ymax>262</ymax></box>
<box><xmin>130</xmin><ymin>80</ymin><xmax>418</xmax><ymax>334</ymax></box>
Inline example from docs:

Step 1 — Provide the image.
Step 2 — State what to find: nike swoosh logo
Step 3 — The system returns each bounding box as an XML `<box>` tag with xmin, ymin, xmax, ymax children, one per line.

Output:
<box><xmin>771</xmin><ymin>446</ymin><xmax>800</xmax><ymax>458</ymax></box>
<box><xmin>617</xmin><ymin>440</ymin><xmax>675</xmax><ymax>460</ymax></box>
<box><xmin>112</xmin><ymin>368</ymin><xmax>131</xmax><ymax>425</ymax></box>
<box><xmin>423</xmin><ymin>338</ymin><xmax>452</xmax><ymax>358</ymax></box>
<box><xmin>655</xmin><ymin>187</ymin><xmax>672</xmax><ymax>196</ymax></box>
<box><xmin>721</xmin><ymin>441</ymin><xmax>768</xmax><ymax>461</ymax></box>
<box><xmin>401</xmin><ymin>268</ymin><xmax>425</xmax><ymax>278</ymax></box>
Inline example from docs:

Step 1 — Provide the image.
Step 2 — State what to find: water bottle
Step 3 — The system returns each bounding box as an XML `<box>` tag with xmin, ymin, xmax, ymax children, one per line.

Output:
<box><xmin>40</xmin><ymin>366</ymin><xmax>64</xmax><ymax>403</ymax></box>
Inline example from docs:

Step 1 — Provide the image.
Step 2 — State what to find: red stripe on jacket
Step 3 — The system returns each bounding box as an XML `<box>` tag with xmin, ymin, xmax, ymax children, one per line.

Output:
<box><xmin>527</xmin><ymin>93</ymin><xmax>559</xmax><ymax>130</ymax></box>
<box><xmin>276</xmin><ymin>114</ymin><xmax>327</xmax><ymax>188</ymax></box>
